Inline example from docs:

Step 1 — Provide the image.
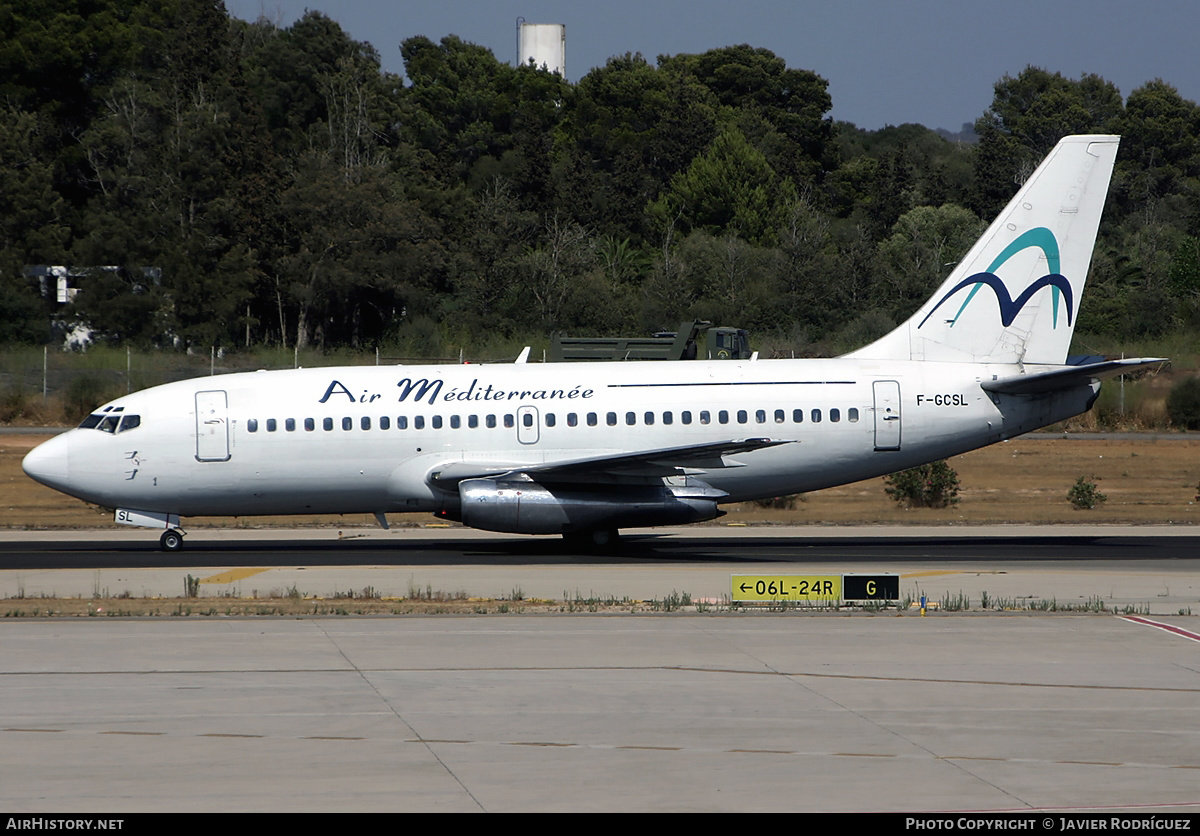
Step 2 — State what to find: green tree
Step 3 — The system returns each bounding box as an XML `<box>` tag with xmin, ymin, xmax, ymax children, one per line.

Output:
<box><xmin>972</xmin><ymin>68</ymin><xmax>1122</xmax><ymax>217</ymax></box>
<box><xmin>277</xmin><ymin>154</ymin><xmax>443</xmax><ymax>350</ymax></box>
<box><xmin>451</xmin><ymin>178</ymin><xmax>538</xmax><ymax>326</ymax></box>
<box><xmin>668</xmin><ymin>230</ymin><xmax>782</xmax><ymax>329</ymax></box>
<box><xmin>873</xmin><ymin>204</ymin><xmax>983</xmax><ymax>320</ymax></box>
<box><xmin>1118</xmin><ymin>80</ymin><xmax>1200</xmax><ymax>218</ymax></box>
<box><xmin>400</xmin><ymin>35</ymin><xmax>519</xmax><ymax>183</ymax></box>
<box><xmin>0</xmin><ymin>106</ymin><xmax>70</xmax><ymax>268</ymax></box>
<box><xmin>658</xmin><ymin>44</ymin><xmax>835</xmax><ymax>183</ymax></box>
<box><xmin>558</xmin><ymin>53</ymin><xmax>717</xmax><ymax>241</ymax></box>
<box><xmin>648</xmin><ymin>123</ymin><xmax>790</xmax><ymax>245</ymax></box>
<box><xmin>522</xmin><ymin>213</ymin><xmax>596</xmax><ymax>329</ymax></box>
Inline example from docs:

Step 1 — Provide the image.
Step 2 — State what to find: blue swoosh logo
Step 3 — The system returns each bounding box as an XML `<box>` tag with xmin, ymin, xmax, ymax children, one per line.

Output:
<box><xmin>918</xmin><ymin>272</ymin><xmax>1074</xmax><ymax>328</ymax></box>
<box><xmin>918</xmin><ymin>227</ymin><xmax>1071</xmax><ymax>329</ymax></box>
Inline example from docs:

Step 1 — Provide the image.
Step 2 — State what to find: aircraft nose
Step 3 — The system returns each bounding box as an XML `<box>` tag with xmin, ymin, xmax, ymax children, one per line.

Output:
<box><xmin>22</xmin><ymin>433</ymin><xmax>70</xmax><ymax>490</ymax></box>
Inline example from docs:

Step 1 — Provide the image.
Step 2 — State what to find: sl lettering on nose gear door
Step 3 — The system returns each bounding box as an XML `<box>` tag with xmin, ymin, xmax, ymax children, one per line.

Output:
<box><xmin>873</xmin><ymin>380</ymin><xmax>901</xmax><ymax>451</ymax></box>
<box><xmin>195</xmin><ymin>390</ymin><xmax>231</xmax><ymax>462</ymax></box>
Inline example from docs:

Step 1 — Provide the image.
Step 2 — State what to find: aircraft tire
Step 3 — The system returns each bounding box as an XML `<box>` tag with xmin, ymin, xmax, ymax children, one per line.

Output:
<box><xmin>160</xmin><ymin>529</ymin><xmax>184</xmax><ymax>552</ymax></box>
<box><xmin>590</xmin><ymin>528</ymin><xmax>618</xmax><ymax>548</ymax></box>
<box><xmin>562</xmin><ymin>528</ymin><xmax>620</xmax><ymax>553</ymax></box>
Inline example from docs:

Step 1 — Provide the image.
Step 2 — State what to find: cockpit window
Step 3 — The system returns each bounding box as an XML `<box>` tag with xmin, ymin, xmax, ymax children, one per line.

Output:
<box><xmin>80</xmin><ymin>412</ymin><xmax>140</xmax><ymax>432</ymax></box>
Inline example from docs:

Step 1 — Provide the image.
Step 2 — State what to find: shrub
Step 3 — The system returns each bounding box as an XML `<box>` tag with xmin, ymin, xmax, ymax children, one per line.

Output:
<box><xmin>62</xmin><ymin>374</ymin><xmax>116</xmax><ymax>423</ymax></box>
<box><xmin>0</xmin><ymin>387</ymin><xmax>32</xmax><ymax>423</ymax></box>
<box><xmin>1068</xmin><ymin>476</ymin><xmax>1107</xmax><ymax>509</ymax></box>
<box><xmin>884</xmin><ymin>460</ymin><xmax>961</xmax><ymax>508</ymax></box>
<box><xmin>1167</xmin><ymin>376</ymin><xmax>1200</xmax><ymax>430</ymax></box>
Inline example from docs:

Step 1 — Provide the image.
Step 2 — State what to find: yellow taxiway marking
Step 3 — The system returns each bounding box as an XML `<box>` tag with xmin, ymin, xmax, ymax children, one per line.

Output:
<box><xmin>202</xmin><ymin>568</ymin><xmax>271</xmax><ymax>584</ymax></box>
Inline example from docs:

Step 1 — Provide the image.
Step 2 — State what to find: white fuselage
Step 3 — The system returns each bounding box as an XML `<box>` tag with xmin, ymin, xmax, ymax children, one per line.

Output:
<box><xmin>24</xmin><ymin>357</ymin><xmax>1098</xmax><ymax>522</ymax></box>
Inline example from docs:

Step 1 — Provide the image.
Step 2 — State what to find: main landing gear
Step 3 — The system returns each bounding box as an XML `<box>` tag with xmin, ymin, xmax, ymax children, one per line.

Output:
<box><xmin>159</xmin><ymin>528</ymin><xmax>185</xmax><ymax>552</ymax></box>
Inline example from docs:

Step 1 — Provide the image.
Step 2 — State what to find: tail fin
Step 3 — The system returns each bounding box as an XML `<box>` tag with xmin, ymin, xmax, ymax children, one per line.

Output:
<box><xmin>846</xmin><ymin>134</ymin><xmax>1119</xmax><ymax>365</ymax></box>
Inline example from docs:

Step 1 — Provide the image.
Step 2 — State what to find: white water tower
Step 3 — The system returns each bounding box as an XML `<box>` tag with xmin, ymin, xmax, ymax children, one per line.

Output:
<box><xmin>517</xmin><ymin>19</ymin><xmax>565</xmax><ymax>76</ymax></box>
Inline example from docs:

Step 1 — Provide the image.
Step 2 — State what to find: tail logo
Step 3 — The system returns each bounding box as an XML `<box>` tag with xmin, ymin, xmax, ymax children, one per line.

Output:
<box><xmin>918</xmin><ymin>228</ymin><xmax>1072</xmax><ymax>329</ymax></box>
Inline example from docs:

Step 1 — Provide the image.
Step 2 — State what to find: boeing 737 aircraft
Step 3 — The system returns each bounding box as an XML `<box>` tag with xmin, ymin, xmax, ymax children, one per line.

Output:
<box><xmin>23</xmin><ymin>134</ymin><xmax>1163</xmax><ymax>551</ymax></box>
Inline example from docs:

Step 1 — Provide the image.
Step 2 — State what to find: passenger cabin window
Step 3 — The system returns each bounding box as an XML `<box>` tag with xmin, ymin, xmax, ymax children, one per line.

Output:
<box><xmin>849</xmin><ymin>408</ymin><xmax>860</xmax><ymax>422</ymax></box>
<box><xmin>305</xmin><ymin>418</ymin><xmax>315</xmax><ymax>432</ymax></box>
<box><xmin>247</xmin><ymin>419</ymin><xmax>258</xmax><ymax>433</ymax></box>
<box><xmin>266</xmin><ymin>419</ymin><xmax>277</xmax><ymax>432</ymax></box>
<box><xmin>286</xmin><ymin>418</ymin><xmax>296</xmax><ymax>432</ymax></box>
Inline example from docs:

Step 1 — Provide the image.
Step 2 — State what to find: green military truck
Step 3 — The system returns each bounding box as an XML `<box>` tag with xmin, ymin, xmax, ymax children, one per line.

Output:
<box><xmin>548</xmin><ymin>320</ymin><xmax>752</xmax><ymax>362</ymax></box>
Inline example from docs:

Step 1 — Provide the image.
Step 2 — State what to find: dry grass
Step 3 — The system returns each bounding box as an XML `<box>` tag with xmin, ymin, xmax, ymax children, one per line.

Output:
<box><xmin>728</xmin><ymin>435</ymin><xmax>1200</xmax><ymax>525</ymax></box>
<box><xmin>3</xmin><ymin>433</ymin><xmax>1199</xmax><ymax>530</ymax></box>
<box><xmin>0</xmin><ymin>596</ymin><xmax>577</xmax><ymax>618</ymax></box>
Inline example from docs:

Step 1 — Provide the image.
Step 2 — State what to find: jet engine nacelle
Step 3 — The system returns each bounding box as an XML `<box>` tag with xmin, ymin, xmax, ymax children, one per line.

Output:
<box><xmin>458</xmin><ymin>477</ymin><xmax>724</xmax><ymax>534</ymax></box>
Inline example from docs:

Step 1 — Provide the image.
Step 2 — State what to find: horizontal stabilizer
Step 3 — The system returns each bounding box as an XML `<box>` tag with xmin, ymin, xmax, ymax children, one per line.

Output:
<box><xmin>981</xmin><ymin>358</ymin><xmax>1166</xmax><ymax>395</ymax></box>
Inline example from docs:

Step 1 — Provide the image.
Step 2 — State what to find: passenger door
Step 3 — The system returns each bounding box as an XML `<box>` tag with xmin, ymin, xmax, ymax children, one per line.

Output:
<box><xmin>872</xmin><ymin>380</ymin><xmax>901</xmax><ymax>451</ymax></box>
<box><xmin>195</xmin><ymin>390</ymin><xmax>231</xmax><ymax>462</ymax></box>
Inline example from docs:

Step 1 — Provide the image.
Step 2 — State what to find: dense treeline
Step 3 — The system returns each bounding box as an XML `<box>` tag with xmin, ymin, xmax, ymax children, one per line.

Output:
<box><xmin>2</xmin><ymin>1</ymin><xmax>1198</xmax><ymax>357</ymax></box>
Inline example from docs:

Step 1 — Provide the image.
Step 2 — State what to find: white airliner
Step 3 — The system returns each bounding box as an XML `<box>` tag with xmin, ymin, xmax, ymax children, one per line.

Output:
<box><xmin>23</xmin><ymin>134</ymin><xmax>1162</xmax><ymax>551</ymax></box>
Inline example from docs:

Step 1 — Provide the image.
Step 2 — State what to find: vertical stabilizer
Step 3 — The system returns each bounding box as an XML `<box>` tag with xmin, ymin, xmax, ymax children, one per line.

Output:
<box><xmin>846</xmin><ymin>135</ymin><xmax>1119</xmax><ymax>365</ymax></box>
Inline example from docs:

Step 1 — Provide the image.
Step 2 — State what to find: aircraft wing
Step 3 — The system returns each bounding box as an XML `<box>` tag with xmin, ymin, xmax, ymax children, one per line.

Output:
<box><xmin>428</xmin><ymin>437</ymin><xmax>793</xmax><ymax>486</ymax></box>
<box><xmin>981</xmin><ymin>358</ymin><xmax>1166</xmax><ymax>396</ymax></box>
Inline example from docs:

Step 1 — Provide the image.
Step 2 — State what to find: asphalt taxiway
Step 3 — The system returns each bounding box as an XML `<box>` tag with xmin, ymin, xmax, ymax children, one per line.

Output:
<box><xmin>1</xmin><ymin>525</ymin><xmax>1198</xmax><ymax>612</ymax></box>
